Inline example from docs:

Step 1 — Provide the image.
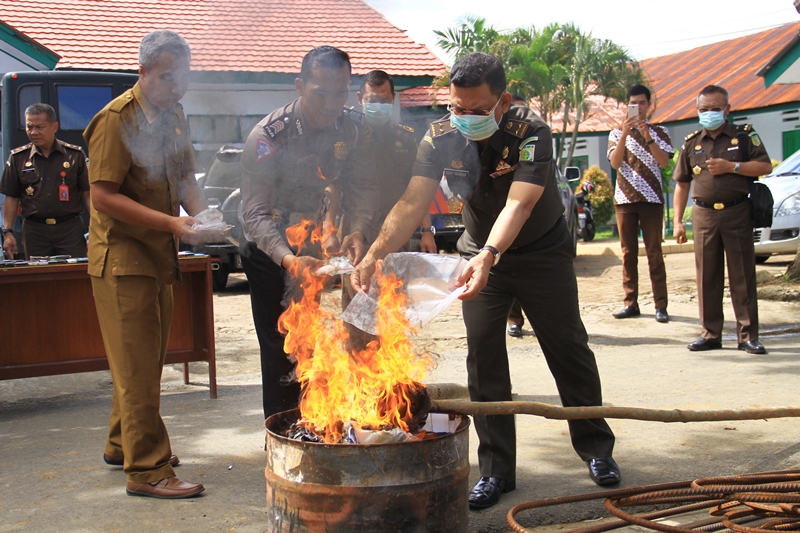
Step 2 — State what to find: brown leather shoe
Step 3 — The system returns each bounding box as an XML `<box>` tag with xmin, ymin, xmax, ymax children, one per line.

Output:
<box><xmin>126</xmin><ymin>476</ymin><xmax>205</xmax><ymax>499</ymax></box>
<box><xmin>104</xmin><ymin>454</ymin><xmax>180</xmax><ymax>467</ymax></box>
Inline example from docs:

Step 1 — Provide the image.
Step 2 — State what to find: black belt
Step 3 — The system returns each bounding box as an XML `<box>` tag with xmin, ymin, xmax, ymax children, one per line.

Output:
<box><xmin>694</xmin><ymin>196</ymin><xmax>749</xmax><ymax>211</ymax></box>
<box><xmin>26</xmin><ymin>213</ymin><xmax>80</xmax><ymax>225</ymax></box>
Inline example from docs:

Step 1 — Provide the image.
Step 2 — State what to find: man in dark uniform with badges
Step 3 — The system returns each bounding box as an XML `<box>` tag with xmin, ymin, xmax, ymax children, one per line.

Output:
<box><xmin>352</xmin><ymin>52</ymin><xmax>619</xmax><ymax>510</ymax></box>
<box><xmin>239</xmin><ymin>46</ymin><xmax>379</xmax><ymax>421</ymax></box>
<box><xmin>1</xmin><ymin>103</ymin><xmax>89</xmax><ymax>259</ymax></box>
<box><xmin>673</xmin><ymin>85</ymin><xmax>773</xmax><ymax>355</ymax></box>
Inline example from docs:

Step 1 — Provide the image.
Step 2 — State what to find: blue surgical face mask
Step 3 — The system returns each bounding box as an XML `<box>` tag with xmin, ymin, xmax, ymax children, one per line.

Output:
<box><xmin>363</xmin><ymin>102</ymin><xmax>393</xmax><ymax>126</ymax></box>
<box><xmin>449</xmin><ymin>98</ymin><xmax>502</xmax><ymax>141</ymax></box>
<box><xmin>698</xmin><ymin>110</ymin><xmax>726</xmax><ymax>130</ymax></box>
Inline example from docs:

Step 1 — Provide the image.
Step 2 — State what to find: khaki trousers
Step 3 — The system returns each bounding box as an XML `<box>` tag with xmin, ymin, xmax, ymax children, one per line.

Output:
<box><xmin>615</xmin><ymin>202</ymin><xmax>667</xmax><ymax>309</ymax></box>
<box><xmin>692</xmin><ymin>201</ymin><xmax>758</xmax><ymax>343</ymax></box>
<box><xmin>91</xmin><ymin>267</ymin><xmax>176</xmax><ymax>484</ymax></box>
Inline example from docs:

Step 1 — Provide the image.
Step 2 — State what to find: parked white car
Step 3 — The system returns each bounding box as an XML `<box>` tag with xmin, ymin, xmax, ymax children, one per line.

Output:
<box><xmin>754</xmin><ymin>148</ymin><xmax>800</xmax><ymax>263</ymax></box>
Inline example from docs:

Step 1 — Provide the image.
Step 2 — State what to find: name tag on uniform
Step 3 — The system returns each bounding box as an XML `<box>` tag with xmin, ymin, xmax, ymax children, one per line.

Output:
<box><xmin>443</xmin><ymin>168</ymin><xmax>469</xmax><ymax>180</ymax></box>
<box><xmin>727</xmin><ymin>146</ymin><xmax>739</xmax><ymax>152</ymax></box>
<box><xmin>21</xmin><ymin>168</ymin><xmax>36</xmax><ymax>174</ymax></box>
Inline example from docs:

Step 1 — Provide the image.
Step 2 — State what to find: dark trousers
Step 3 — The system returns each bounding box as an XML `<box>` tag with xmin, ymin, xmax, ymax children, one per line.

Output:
<box><xmin>615</xmin><ymin>202</ymin><xmax>667</xmax><ymax>309</ymax></box>
<box><xmin>461</xmin><ymin>218</ymin><xmax>615</xmax><ymax>481</ymax></box>
<box><xmin>240</xmin><ymin>243</ymin><xmax>301</xmax><ymax>420</ymax></box>
<box><xmin>692</xmin><ymin>201</ymin><xmax>758</xmax><ymax>343</ymax></box>
<box><xmin>21</xmin><ymin>216</ymin><xmax>86</xmax><ymax>259</ymax></box>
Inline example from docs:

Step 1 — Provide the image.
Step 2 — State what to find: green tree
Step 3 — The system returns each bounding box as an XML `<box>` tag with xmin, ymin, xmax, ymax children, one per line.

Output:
<box><xmin>434</xmin><ymin>16</ymin><xmax>499</xmax><ymax>61</ymax></box>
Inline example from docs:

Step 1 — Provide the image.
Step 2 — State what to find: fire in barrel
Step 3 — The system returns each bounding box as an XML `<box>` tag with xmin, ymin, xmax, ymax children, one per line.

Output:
<box><xmin>265</xmin><ymin>238</ymin><xmax>469</xmax><ymax>532</ymax></box>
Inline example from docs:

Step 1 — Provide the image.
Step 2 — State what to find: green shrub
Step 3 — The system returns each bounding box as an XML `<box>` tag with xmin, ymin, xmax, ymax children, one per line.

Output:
<box><xmin>581</xmin><ymin>165</ymin><xmax>615</xmax><ymax>227</ymax></box>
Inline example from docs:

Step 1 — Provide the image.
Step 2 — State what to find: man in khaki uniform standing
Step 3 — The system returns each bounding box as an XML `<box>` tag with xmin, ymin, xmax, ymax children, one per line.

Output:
<box><xmin>1</xmin><ymin>103</ymin><xmax>89</xmax><ymax>259</ymax></box>
<box><xmin>673</xmin><ymin>85</ymin><xmax>772</xmax><ymax>355</ymax></box>
<box><xmin>84</xmin><ymin>30</ymin><xmax>212</xmax><ymax>499</ymax></box>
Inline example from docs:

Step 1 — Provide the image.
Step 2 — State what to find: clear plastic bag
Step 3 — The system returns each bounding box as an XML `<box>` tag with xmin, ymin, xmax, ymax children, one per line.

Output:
<box><xmin>190</xmin><ymin>207</ymin><xmax>230</xmax><ymax>231</ymax></box>
<box><xmin>342</xmin><ymin>252</ymin><xmax>467</xmax><ymax>335</ymax></box>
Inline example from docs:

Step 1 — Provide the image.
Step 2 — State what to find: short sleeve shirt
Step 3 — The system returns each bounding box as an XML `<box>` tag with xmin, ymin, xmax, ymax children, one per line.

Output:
<box><xmin>413</xmin><ymin>105</ymin><xmax>563</xmax><ymax>249</ymax></box>
<box><xmin>607</xmin><ymin>123</ymin><xmax>673</xmax><ymax>205</ymax></box>
<box><xmin>674</xmin><ymin>122</ymin><xmax>770</xmax><ymax>204</ymax></box>
<box><xmin>0</xmin><ymin>139</ymin><xmax>89</xmax><ymax>218</ymax></box>
<box><xmin>83</xmin><ymin>82</ymin><xmax>196</xmax><ymax>284</ymax></box>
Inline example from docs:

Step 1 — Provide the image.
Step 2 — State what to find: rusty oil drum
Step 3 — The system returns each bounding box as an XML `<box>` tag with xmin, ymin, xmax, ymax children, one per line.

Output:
<box><xmin>265</xmin><ymin>409</ymin><xmax>470</xmax><ymax>532</ymax></box>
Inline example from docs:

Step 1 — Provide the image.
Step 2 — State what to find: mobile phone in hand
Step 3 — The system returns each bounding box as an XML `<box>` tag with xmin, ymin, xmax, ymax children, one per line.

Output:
<box><xmin>627</xmin><ymin>104</ymin><xmax>639</xmax><ymax>119</ymax></box>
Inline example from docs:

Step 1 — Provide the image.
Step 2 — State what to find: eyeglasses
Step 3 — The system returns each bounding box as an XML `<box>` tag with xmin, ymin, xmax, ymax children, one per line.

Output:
<box><xmin>447</xmin><ymin>96</ymin><xmax>502</xmax><ymax>117</ymax></box>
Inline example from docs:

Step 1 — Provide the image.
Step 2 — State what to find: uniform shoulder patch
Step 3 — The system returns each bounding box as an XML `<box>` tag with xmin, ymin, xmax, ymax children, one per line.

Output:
<box><xmin>62</xmin><ymin>141</ymin><xmax>84</xmax><ymax>152</ymax></box>
<box><xmin>504</xmin><ymin>119</ymin><xmax>530</xmax><ymax>139</ymax></box>
<box><xmin>263</xmin><ymin>115</ymin><xmax>289</xmax><ymax>139</ymax></box>
<box><xmin>430</xmin><ymin>118</ymin><xmax>455</xmax><ymax>138</ymax></box>
<box><xmin>684</xmin><ymin>130</ymin><xmax>701</xmax><ymax>142</ymax></box>
<box><xmin>342</xmin><ymin>107</ymin><xmax>365</xmax><ymax>124</ymax></box>
<box><xmin>398</xmin><ymin>123</ymin><xmax>414</xmax><ymax>133</ymax></box>
<box><xmin>10</xmin><ymin>143</ymin><xmax>32</xmax><ymax>155</ymax></box>
<box><xmin>741</xmin><ymin>124</ymin><xmax>753</xmax><ymax>132</ymax></box>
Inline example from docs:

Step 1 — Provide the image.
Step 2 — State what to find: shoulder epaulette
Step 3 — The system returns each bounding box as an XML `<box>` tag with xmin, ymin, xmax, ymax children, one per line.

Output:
<box><xmin>10</xmin><ymin>143</ymin><xmax>32</xmax><ymax>155</ymax></box>
<box><xmin>109</xmin><ymin>91</ymin><xmax>135</xmax><ymax>113</ymax></box>
<box><xmin>397</xmin><ymin>123</ymin><xmax>414</xmax><ymax>134</ymax></box>
<box><xmin>62</xmin><ymin>141</ymin><xmax>84</xmax><ymax>152</ymax></box>
<box><xmin>430</xmin><ymin>118</ymin><xmax>455</xmax><ymax>138</ymax></box>
<box><xmin>504</xmin><ymin>119</ymin><xmax>530</xmax><ymax>139</ymax></box>
<box><xmin>263</xmin><ymin>115</ymin><xmax>290</xmax><ymax>139</ymax></box>
<box><xmin>342</xmin><ymin>107</ymin><xmax>365</xmax><ymax>124</ymax></box>
<box><xmin>684</xmin><ymin>130</ymin><xmax>701</xmax><ymax>142</ymax></box>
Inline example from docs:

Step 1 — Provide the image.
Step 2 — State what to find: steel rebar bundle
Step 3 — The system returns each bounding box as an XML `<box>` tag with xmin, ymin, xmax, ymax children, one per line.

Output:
<box><xmin>507</xmin><ymin>470</ymin><xmax>800</xmax><ymax>533</ymax></box>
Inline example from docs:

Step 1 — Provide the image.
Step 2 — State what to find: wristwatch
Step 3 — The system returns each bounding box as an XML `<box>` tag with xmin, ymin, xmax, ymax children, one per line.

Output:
<box><xmin>646</xmin><ymin>139</ymin><xmax>655</xmax><ymax>146</ymax></box>
<box><xmin>420</xmin><ymin>226</ymin><xmax>436</xmax><ymax>235</ymax></box>
<box><xmin>1</xmin><ymin>228</ymin><xmax>13</xmax><ymax>235</ymax></box>
<box><xmin>733</xmin><ymin>162</ymin><xmax>741</xmax><ymax>174</ymax></box>
<box><xmin>480</xmin><ymin>245</ymin><xmax>501</xmax><ymax>267</ymax></box>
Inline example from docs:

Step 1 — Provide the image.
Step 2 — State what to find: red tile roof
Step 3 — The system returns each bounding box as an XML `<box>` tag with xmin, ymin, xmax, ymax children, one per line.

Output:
<box><xmin>0</xmin><ymin>0</ymin><xmax>446</xmax><ymax>77</ymax></box>
<box><xmin>399</xmin><ymin>85</ymin><xmax>449</xmax><ymax>108</ymax></box>
<box><xmin>644</xmin><ymin>21</ymin><xmax>800</xmax><ymax>123</ymax></box>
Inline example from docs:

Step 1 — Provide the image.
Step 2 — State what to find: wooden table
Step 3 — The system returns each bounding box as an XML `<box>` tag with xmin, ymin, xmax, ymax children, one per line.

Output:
<box><xmin>0</xmin><ymin>255</ymin><xmax>217</xmax><ymax>398</ymax></box>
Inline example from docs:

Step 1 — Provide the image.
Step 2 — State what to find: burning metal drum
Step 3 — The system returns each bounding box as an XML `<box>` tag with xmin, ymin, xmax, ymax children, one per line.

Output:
<box><xmin>265</xmin><ymin>409</ymin><xmax>470</xmax><ymax>533</ymax></box>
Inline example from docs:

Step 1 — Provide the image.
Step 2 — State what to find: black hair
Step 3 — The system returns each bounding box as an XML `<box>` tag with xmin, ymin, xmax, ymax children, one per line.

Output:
<box><xmin>450</xmin><ymin>52</ymin><xmax>506</xmax><ymax>97</ymax></box>
<box><xmin>510</xmin><ymin>94</ymin><xmax>526</xmax><ymax>104</ymax></box>
<box><xmin>300</xmin><ymin>46</ymin><xmax>351</xmax><ymax>81</ymax></box>
<box><xmin>360</xmin><ymin>69</ymin><xmax>394</xmax><ymax>94</ymax></box>
<box><xmin>698</xmin><ymin>85</ymin><xmax>729</xmax><ymax>105</ymax></box>
<box><xmin>25</xmin><ymin>103</ymin><xmax>57</xmax><ymax>123</ymax></box>
<box><xmin>626</xmin><ymin>84</ymin><xmax>651</xmax><ymax>102</ymax></box>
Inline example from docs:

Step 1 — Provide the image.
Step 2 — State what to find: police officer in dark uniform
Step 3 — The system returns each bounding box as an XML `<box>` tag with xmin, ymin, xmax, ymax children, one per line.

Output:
<box><xmin>673</xmin><ymin>85</ymin><xmax>772</xmax><ymax>355</ymax></box>
<box><xmin>352</xmin><ymin>52</ymin><xmax>619</xmax><ymax>510</ymax></box>
<box><xmin>239</xmin><ymin>46</ymin><xmax>379</xmax><ymax>421</ymax></box>
<box><xmin>1</xmin><ymin>103</ymin><xmax>89</xmax><ymax>259</ymax></box>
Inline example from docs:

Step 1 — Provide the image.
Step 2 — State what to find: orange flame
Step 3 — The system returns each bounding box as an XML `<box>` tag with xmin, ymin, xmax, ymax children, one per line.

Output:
<box><xmin>284</xmin><ymin>218</ymin><xmax>338</xmax><ymax>258</ymax></box>
<box><xmin>278</xmin><ymin>261</ymin><xmax>433</xmax><ymax>443</ymax></box>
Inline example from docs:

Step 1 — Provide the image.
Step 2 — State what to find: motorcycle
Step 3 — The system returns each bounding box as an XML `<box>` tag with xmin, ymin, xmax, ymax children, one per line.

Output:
<box><xmin>575</xmin><ymin>181</ymin><xmax>596</xmax><ymax>242</ymax></box>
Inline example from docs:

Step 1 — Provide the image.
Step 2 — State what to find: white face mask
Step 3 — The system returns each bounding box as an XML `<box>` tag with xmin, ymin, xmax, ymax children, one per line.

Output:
<box><xmin>448</xmin><ymin>97</ymin><xmax>501</xmax><ymax>141</ymax></box>
<box><xmin>363</xmin><ymin>102</ymin><xmax>393</xmax><ymax>126</ymax></box>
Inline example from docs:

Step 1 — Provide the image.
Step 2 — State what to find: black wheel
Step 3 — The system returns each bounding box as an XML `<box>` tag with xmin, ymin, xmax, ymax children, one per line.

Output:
<box><xmin>581</xmin><ymin>222</ymin><xmax>596</xmax><ymax>242</ymax></box>
<box><xmin>212</xmin><ymin>264</ymin><xmax>229</xmax><ymax>291</ymax></box>
<box><xmin>755</xmin><ymin>255</ymin><xmax>770</xmax><ymax>264</ymax></box>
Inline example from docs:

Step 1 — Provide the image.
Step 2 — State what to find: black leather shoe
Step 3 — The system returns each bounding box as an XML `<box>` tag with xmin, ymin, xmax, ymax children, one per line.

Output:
<box><xmin>468</xmin><ymin>476</ymin><xmax>516</xmax><ymax>509</ymax></box>
<box><xmin>655</xmin><ymin>308</ymin><xmax>669</xmax><ymax>323</ymax></box>
<box><xmin>104</xmin><ymin>454</ymin><xmax>180</xmax><ymax>467</ymax></box>
<box><xmin>507</xmin><ymin>324</ymin><xmax>523</xmax><ymax>337</ymax></box>
<box><xmin>738</xmin><ymin>340</ymin><xmax>767</xmax><ymax>354</ymax></box>
<box><xmin>587</xmin><ymin>457</ymin><xmax>621</xmax><ymax>486</ymax></box>
<box><xmin>687</xmin><ymin>338</ymin><xmax>722</xmax><ymax>351</ymax></box>
<box><xmin>612</xmin><ymin>305</ymin><xmax>640</xmax><ymax>319</ymax></box>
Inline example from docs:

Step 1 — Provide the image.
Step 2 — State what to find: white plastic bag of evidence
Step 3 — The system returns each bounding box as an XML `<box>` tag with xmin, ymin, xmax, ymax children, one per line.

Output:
<box><xmin>342</xmin><ymin>252</ymin><xmax>467</xmax><ymax>336</ymax></box>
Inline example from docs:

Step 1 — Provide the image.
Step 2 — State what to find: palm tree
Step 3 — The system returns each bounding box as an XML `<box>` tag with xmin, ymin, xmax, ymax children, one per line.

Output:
<box><xmin>434</xmin><ymin>16</ymin><xmax>499</xmax><ymax>61</ymax></box>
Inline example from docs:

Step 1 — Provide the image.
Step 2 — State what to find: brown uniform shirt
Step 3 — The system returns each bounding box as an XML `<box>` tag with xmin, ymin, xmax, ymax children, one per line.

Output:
<box><xmin>240</xmin><ymin>99</ymin><xmax>379</xmax><ymax>266</ymax></box>
<box><xmin>414</xmin><ymin>105</ymin><xmax>563</xmax><ymax>250</ymax></box>
<box><xmin>83</xmin><ymin>82</ymin><xmax>196</xmax><ymax>284</ymax></box>
<box><xmin>674</xmin><ymin>122</ymin><xmax>770</xmax><ymax>203</ymax></box>
<box><xmin>0</xmin><ymin>139</ymin><xmax>89</xmax><ymax>218</ymax></box>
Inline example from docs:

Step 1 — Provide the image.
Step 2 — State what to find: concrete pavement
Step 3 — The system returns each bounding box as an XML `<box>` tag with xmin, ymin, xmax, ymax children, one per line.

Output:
<box><xmin>1</xmin><ymin>242</ymin><xmax>799</xmax><ymax>533</ymax></box>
